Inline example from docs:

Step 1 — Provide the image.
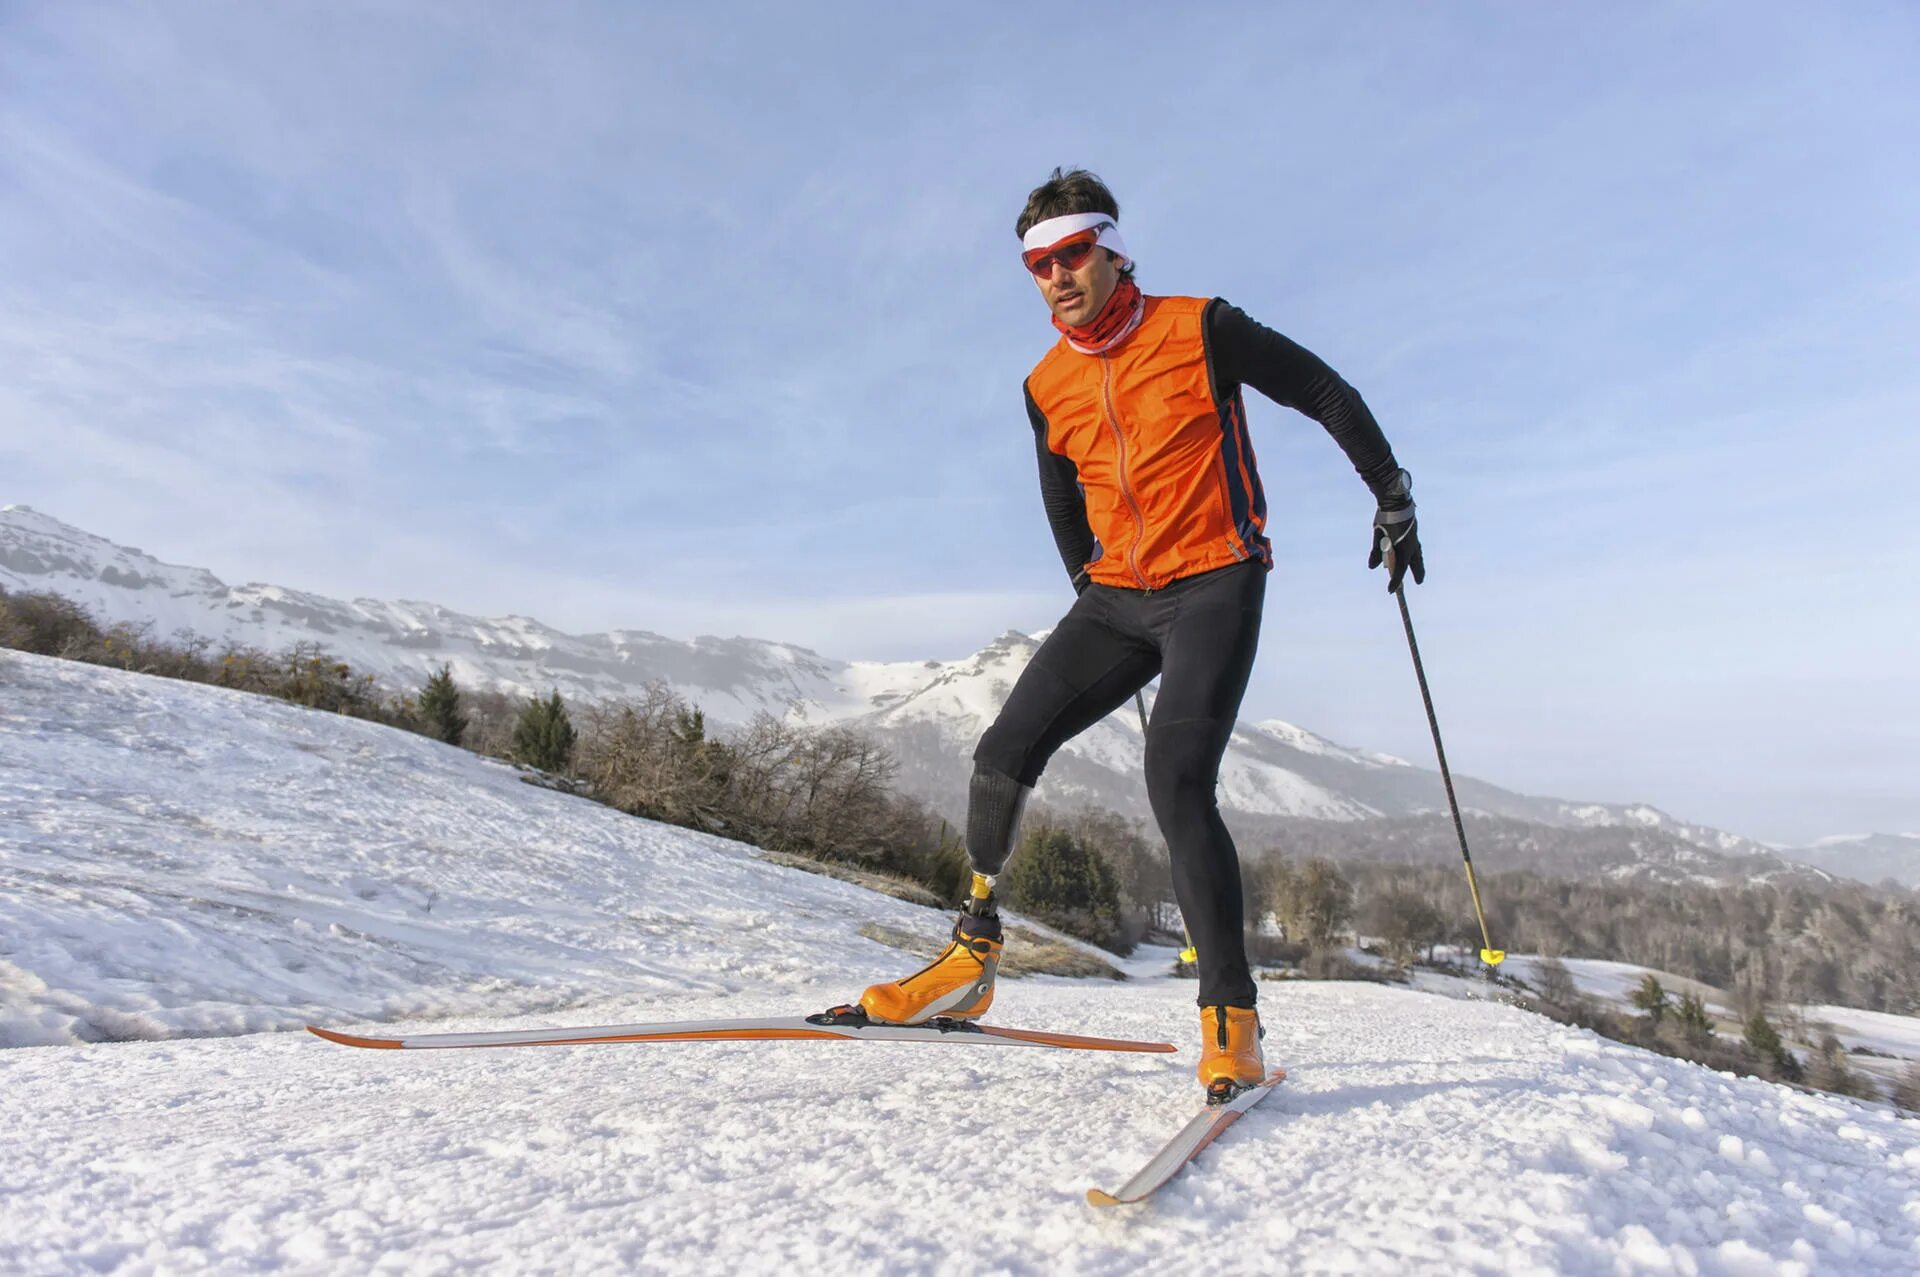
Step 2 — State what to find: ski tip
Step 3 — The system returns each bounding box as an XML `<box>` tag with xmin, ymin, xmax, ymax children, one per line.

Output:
<box><xmin>1085</xmin><ymin>1188</ymin><xmax>1125</xmax><ymax>1208</ymax></box>
<box><xmin>306</xmin><ymin>1024</ymin><xmax>404</xmax><ymax>1049</ymax></box>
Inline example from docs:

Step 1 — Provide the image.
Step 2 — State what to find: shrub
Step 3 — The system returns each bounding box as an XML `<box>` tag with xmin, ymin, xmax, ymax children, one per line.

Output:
<box><xmin>1259</xmin><ymin>855</ymin><xmax>1353</xmax><ymax>948</ymax></box>
<box><xmin>0</xmin><ymin>587</ymin><xmax>99</xmax><ymax>657</ymax></box>
<box><xmin>1531</xmin><ymin>955</ymin><xmax>1582</xmax><ymax>1008</ymax></box>
<box><xmin>1893</xmin><ymin>1062</ymin><xmax>1920</xmax><ymax>1113</ymax></box>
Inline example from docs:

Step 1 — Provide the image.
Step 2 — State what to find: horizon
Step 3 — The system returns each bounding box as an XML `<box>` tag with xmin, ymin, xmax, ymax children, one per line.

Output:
<box><xmin>6</xmin><ymin>498</ymin><xmax>1914</xmax><ymax>856</ymax></box>
<box><xmin>3</xmin><ymin>4</ymin><xmax>1917</xmax><ymax>845</ymax></box>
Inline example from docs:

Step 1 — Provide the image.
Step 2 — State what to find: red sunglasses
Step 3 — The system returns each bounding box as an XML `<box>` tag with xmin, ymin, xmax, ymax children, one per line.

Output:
<box><xmin>1022</xmin><ymin>230</ymin><xmax>1101</xmax><ymax>278</ymax></box>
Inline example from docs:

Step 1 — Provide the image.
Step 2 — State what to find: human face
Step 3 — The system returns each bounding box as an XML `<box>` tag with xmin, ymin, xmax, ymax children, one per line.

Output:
<box><xmin>1031</xmin><ymin>236</ymin><xmax>1120</xmax><ymax>328</ymax></box>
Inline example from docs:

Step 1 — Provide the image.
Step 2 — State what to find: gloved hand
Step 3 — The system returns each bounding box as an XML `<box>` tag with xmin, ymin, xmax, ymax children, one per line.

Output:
<box><xmin>1366</xmin><ymin>468</ymin><xmax>1424</xmax><ymax>593</ymax></box>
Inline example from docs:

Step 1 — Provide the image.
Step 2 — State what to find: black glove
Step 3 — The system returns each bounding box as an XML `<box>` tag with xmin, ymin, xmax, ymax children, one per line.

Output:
<box><xmin>1366</xmin><ymin>468</ymin><xmax>1425</xmax><ymax>593</ymax></box>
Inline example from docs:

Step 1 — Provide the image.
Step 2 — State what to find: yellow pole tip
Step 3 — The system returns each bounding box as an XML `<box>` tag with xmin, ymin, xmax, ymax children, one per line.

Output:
<box><xmin>1480</xmin><ymin>949</ymin><xmax>1506</xmax><ymax>966</ymax></box>
<box><xmin>1178</xmin><ymin>947</ymin><xmax>1198</xmax><ymax>964</ymax></box>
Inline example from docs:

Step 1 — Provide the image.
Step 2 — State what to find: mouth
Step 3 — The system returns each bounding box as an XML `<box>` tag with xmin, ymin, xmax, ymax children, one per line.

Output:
<box><xmin>1054</xmin><ymin>289</ymin><xmax>1084</xmax><ymax>310</ymax></box>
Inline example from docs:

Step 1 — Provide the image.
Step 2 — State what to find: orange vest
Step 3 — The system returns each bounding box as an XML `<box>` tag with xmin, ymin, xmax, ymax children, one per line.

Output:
<box><xmin>1026</xmin><ymin>295</ymin><xmax>1269</xmax><ymax>590</ymax></box>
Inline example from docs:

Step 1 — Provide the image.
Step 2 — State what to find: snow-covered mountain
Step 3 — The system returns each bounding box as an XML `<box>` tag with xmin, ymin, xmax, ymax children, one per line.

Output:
<box><xmin>0</xmin><ymin>504</ymin><xmax>1795</xmax><ymax>876</ymax></box>
<box><xmin>1780</xmin><ymin>833</ymin><xmax>1920</xmax><ymax>888</ymax></box>
<box><xmin>3</xmin><ymin>649</ymin><xmax>1918</xmax><ymax>1273</ymax></box>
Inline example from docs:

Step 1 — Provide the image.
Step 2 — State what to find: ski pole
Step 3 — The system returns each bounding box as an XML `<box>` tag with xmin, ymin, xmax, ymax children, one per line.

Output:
<box><xmin>1383</xmin><ymin>537</ymin><xmax>1504</xmax><ymax>968</ymax></box>
<box><xmin>1137</xmin><ymin>688</ymin><xmax>1199</xmax><ymax>966</ymax></box>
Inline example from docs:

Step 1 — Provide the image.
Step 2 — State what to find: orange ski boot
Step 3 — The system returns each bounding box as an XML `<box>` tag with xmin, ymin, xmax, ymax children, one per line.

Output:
<box><xmin>859</xmin><ymin>875</ymin><xmax>1003</xmax><ymax>1025</ymax></box>
<box><xmin>1198</xmin><ymin>1005</ymin><xmax>1265</xmax><ymax>1102</ymax></box>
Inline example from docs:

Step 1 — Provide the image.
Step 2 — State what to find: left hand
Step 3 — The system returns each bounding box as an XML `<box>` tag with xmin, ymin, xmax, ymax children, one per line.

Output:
<box><xmin>1366</xmin><ymin>470</ymin><xmax>1425</xmax><ymax>593</ymax></box>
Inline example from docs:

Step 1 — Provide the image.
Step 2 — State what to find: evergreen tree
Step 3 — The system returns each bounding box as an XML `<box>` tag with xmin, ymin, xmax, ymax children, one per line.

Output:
<box><xmin>1006</xmin><ymin>822</ymin><xmax>1123</xmax><ymax>945</ymax></box>
<box><xmin>1672</xmin><ymin>992</ymin><xmax>1715</xmax><ymax>1048</ymax></box>
<box><xmin>1630</xmin><ymin>973</ymin><xmax>1669</xmax><ymax>1024</ymax></box>
<box><xmin>512</xmin><ymin>690</ymin><xmax>576</xmax><ymax>772</ymax></box>
<box><xmin>1742</xmin><ymin>1010</ymin><xmax>1802</xmax><ymax>1083</ymax></box>
<box><xmin>417</xmin><ymin>663</ymin><xmax>468</xmax><ymax>746</ymax></box>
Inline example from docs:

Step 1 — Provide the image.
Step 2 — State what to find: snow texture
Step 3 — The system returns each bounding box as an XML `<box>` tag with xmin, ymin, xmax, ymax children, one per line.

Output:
<box><xmin>4</xmin><ymin>650</ymin><xmax>1920</xmax><ymax>1274</ymax></box>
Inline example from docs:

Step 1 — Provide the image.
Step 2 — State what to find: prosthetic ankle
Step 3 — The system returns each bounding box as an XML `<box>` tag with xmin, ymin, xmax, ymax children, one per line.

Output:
<box><xmin>963</xmin><ymin>872</ymin><xmax>999</xmax><ymax>921</ymax></box>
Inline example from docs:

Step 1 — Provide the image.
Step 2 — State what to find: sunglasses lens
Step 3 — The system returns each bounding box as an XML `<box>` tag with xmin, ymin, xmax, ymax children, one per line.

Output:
<box><xmin>1024</xmin><ymin>236</ymin><xmax>1099</xmax><ymax>276</ymax></box>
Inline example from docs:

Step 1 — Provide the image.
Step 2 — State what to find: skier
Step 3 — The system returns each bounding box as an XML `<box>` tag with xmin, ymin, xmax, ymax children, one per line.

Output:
<box><xmin>858</xmin><ymin>168</ymin><xmax>1423</xmax><ymax>1098</ymax></box>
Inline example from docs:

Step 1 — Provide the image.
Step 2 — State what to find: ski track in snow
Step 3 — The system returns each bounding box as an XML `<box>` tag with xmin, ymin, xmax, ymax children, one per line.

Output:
<box><xmin>4</xmin><ymin>651</ymin><xmax>1920</xmax><ymax>1274</ymax></box>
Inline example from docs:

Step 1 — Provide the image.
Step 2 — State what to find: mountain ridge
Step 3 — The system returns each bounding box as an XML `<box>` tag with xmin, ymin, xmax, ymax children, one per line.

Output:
<box><xmin>3</xmin><ymin>503</ymin><xmax>1888</xmax><ymax>886</ymax></box>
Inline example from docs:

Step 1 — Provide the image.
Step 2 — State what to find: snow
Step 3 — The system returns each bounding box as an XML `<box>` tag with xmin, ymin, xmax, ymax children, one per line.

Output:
<box><xmin>1802</xmin><ymin>1007</ymin><xmax>1920</xmax><ymax>1062</ymax></box>
<box><xmin>1502</xmin><ymin>955</ymin><xmax>1728</xmax><ymax>1008</ymax></box>
<box><xmin>0</xmin><ymin>649</ymin><xmax>943</xmax><ymax>1047</ymax></box>
<box><xmin>6</xmin><ymin>983</ymin><xmax>1920</xmax><ymax>1273</ymax></box>
<box><xmin>5</xmin><ymin>650</ymin><xmax>1920</xmax><ymax>1273</ymax></box>
<box><xmin>1249</xmin><ymin>717</ymin><xmax>1409</xmax><ymax>769</ymax></box>
<box><xmin>1494</xmin><ymin>955</ymin><xmax>1920</xmax><ymax>1067</ymax></box>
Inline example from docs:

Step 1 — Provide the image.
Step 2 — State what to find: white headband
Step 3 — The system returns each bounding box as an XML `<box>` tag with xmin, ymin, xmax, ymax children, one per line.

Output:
<box><xmin>1021</xmin><ymin>211</ymin><xmax>1131</xmax><ymax>268</ymax></box>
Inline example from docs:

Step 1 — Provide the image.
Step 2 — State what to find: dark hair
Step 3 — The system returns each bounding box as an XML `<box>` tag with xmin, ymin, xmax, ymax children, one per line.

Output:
<box><xmin>1016</xmin><ymin>167</ymin><xmax>1133</xmax><ymax>280</ymax></box>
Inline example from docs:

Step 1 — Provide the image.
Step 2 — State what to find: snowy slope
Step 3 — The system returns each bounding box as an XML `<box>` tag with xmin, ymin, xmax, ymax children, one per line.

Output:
<box><xmin>0</xmin><ymin>648</ymin><xmax>957</xmax><ymax>1047</ymax></box>
<box><xmin>4</xmin><ymin>652</ymin><xmax>1920</xmax><ymax>1272</ymax></box>
<box><xmin>1494</xmin><ymin>955</ymin><xmax>1920</xmax><ymax>1097</ymax></box>
<box><xmin>6</xmin><ymin>984</ymin><xmax>1920</xmax><ymax>1272</ymax></box>
<box><xmin>2</xmin><ymin>504</ymin><xmax>1787</xmax><ymax>866</ymax></box>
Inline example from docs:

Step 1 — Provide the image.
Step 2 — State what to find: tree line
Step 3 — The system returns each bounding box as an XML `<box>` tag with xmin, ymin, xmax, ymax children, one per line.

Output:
<box><xmin>0</xmin><ymin>586</ymin><xmax>1149</xmax><ymax>947</ymax></box>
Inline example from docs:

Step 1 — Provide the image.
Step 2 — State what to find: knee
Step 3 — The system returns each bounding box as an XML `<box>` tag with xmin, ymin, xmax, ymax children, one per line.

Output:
<box><xmin>974</xmin><ymin>714</ymin><xmax>1045</xmax><ymax>787</ymax></box>
<box><xmin>1144</xmin><ymin>726</ymin><xmax>1224</xmax><ymax>820</ymax></box>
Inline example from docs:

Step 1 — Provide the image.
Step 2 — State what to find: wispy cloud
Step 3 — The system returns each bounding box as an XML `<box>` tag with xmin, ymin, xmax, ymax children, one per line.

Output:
<box><xmin>1</xmin><ymin>2</ymin><xmax>1915</xmax><ymax>842</ymax></box>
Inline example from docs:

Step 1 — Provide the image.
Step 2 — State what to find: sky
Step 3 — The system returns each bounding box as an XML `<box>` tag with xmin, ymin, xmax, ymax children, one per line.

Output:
<box><xmin>2</xmin><ymin>2</ymin><xmax>1917</xmax><ymax>846</ymax></box>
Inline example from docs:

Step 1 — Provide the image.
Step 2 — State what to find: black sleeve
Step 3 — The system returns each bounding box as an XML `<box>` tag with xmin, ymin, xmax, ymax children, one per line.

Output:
<box><xmin>1025</xmin><ymin>382</ymin><xmax>1097</xmax><ymax>586</ymax></box>
<box><xmin>1205</xmin><ymin>299</ymin><xmax>1403</xmax><ymax>499</ymax></box>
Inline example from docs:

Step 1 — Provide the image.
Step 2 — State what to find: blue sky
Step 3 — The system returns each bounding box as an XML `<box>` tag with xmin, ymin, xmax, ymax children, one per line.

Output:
<box><xmin>3</xmin><ymin>3</ymin><xmax>1916</xmax><ymax>845</ymax></box>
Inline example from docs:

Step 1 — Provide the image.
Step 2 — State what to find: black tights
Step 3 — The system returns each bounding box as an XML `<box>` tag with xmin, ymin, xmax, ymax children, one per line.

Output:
<box><xmin>972</xmin><ymin>561</ymin><xmax>1265</xmax><ymax>1007</ymax></box>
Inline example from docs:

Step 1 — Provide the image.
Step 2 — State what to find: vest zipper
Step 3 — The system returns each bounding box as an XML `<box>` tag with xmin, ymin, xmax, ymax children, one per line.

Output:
<box><xmin>1099</xmin><ymin>352</ymin><xmax>1152</xmax><ymax>590</ymax></box>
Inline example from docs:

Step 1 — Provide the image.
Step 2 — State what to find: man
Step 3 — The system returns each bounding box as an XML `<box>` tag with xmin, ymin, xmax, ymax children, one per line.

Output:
<box><xmin>859</xmin><ymin>168</ymin><xmax>1423</xmax><ymax>1100</ymax></box>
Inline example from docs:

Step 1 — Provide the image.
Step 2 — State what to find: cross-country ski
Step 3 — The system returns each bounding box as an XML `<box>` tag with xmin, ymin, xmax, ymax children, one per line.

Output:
<box><xmin>307</xmin><ymin>1010</ymin><xmax>1175</xmax><ymax>1054</ymax></box>
<box><xmin>1086</xmin><ymin>1070</ymin><xmax>1288</xmax><ymax>1207</ymax></box>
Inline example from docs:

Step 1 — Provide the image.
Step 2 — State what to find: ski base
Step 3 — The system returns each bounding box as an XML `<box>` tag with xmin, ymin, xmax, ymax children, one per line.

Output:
<box><xmin>1086</xmin><ymin>1069</ymin><xmax>1287</xmax><ymax>1207</ymax></box>
<box><xmin>307</xmin><ymin>1005</ymin><xmax>1175</xmax><ymax>1055</ymax></box>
